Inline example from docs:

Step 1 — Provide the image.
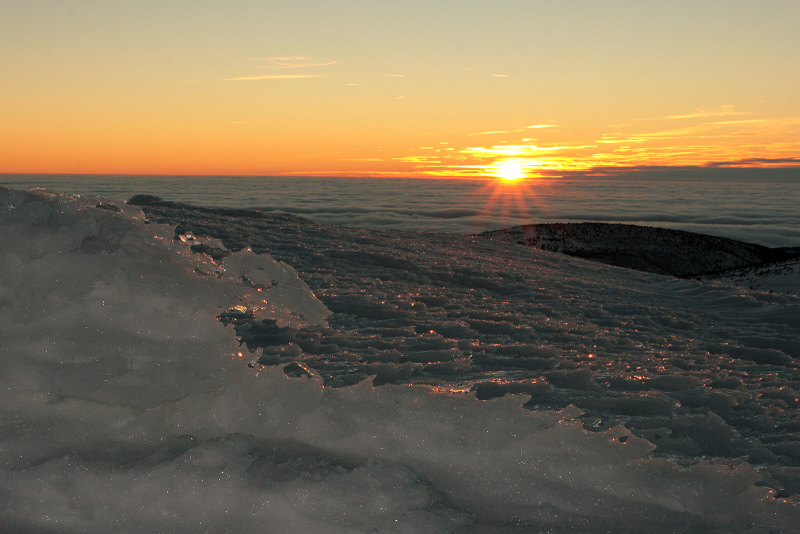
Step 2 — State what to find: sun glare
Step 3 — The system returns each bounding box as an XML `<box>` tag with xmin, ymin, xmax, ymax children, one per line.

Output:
<box><xmin>491</xmin><ymin>159</ymin><xmax>527</xmax><ymax>181</ymax></box>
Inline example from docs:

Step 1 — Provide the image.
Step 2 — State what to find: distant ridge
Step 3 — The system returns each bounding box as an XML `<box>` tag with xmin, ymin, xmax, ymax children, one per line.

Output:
<box><xmin>478</xmin><ymin>222</ymin><xmax>795</xmax><ymax>278</ymax></box>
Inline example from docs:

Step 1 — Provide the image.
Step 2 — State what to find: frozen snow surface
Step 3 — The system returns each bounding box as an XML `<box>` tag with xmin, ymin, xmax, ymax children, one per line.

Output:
<box><xmin>3</xmin><ymin>188</ymin><xmax>800</xmax><ymax>533</ymax></box>
<box><xmin>703</xmin><ymin>259</ymin><xmax>800</xmax><ymax>297</ymax></box>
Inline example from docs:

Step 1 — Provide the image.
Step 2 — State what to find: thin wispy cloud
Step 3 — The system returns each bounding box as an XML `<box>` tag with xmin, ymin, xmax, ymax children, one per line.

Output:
<box><xmin>257</xmin><ymin>56</ymin><xmax>307</xmax><ymax>61</ymax></box>
<box><xmin>394</xmin><ymin>156</ymin><xmax>441</xmax><ymax>163</ymax></box>
<box><xmin>467</xmin><ymin>130</ymin><xmax>520</xmax><ymax>136</ymax></box>
<box><xmin>253</xmin><ymin>56</ymin><xmax>338</xmax><ymax>69</ymax></box>
<box><xmin>596</xmin><ymin>117</ymin><xmax>777</xmax><ymax>145</ymax></box>
<box><xmin>225</xmin><ymin>74</ymin><xmax>326</xmax><ymax>81</ymax></box>
<box><xmin>707</xmin><ymin>119</ymin><xmax>766</xmax><ymax>126</ymax></box>
<box><xmin>665</xmin><ymin>110</ymin><xmax>751</xmax><ymax>120</ymax></box>
<box><xmin>225</xmin><ymin>55</ymin><xmax>335</xmax><ymax>81</ymax></box>
<box><xmin>643</xmin><ymin>106</ymin><xmax>752</xmax><ymax>121</ymax></box>
<box><xmin>468</xmin><ymin>123</ymin><xmax>557</xmax><ymax>136</ymax></box>
<box><xmin>462</xmin><ymin>144</ymin><xmax>592</xmax><ymax>157</ymax></box>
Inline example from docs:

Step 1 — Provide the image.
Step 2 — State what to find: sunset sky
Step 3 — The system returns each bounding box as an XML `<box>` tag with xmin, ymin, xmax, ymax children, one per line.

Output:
<box><xmin>2</xmin><ymin>1</ymin><xmax>799</xmax><ymax>178</ymax></box>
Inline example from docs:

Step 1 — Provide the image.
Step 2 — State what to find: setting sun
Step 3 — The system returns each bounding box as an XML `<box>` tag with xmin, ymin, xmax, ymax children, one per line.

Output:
<box><xmin>491</xmin><ymin>159</ymin><xmax>527</xmax><ymax>181</ymax></box>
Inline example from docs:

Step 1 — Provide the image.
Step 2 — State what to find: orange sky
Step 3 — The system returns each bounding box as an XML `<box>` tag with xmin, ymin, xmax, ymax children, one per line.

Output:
<box><xmin>2</xmin><ymin>1</ymin><xmax>799</xmax><ymax>179</ymax></box>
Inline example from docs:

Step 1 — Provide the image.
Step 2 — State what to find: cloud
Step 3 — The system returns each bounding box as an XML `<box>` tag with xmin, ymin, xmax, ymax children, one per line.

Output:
<box><xmin>595</xmin><ymin>136</ymin><xmax>628</xmax><ymax>144</ymax></box>
<box><xmin>253</xmin><ymin>57</ymin><xmax>338</xmax><ymax>69</ymax></box>
<box><xmin>461</xmin><ymin>144</ymin><xmax>593</xmax><ymax>157</ymax></box>
<box><xmin>707</xmin><ymin>119</ymin><xmax>766</xmax><ymax>126</ymax></box>
<box><xmin>468</xmin><ymin>123</ymin><xmax>558</xmax><ymax>136</ymax></box>
<box><xmin>594</xmin><ymin>119</ymin><xmax>770</xmax><ymax>145</ymax></box>
<box><xmin>226</xmin><ymin>55</ymin><xmax>336</xmax><ymax>81</ymax></box>
<box><xmin>225</xmin><ymin>74</ymin><xmax>326</xmax><ymax>81</ymax></box>
<box><xmin>705</xmin><ymin>157</ymin><xmax>800</xmax><ymax>168</ymax></box>
<box><xmin>467</xmin><ymin>130</ymin><xmax>521</xmax><ymax>136</ymax></box>
<box><xmin>393</xmin><ymin>156</ymin><xmax>441</xmax><ymax>163</ymax></box>
<box><xmin>258</xmin><ymin>56</ymin><xmax>308</xmax><ymax>61</ymax></box>
<box><xmin>644</xmin><ymin>105</ymin><xmax>752</xmax><ymax>121</ymax></box>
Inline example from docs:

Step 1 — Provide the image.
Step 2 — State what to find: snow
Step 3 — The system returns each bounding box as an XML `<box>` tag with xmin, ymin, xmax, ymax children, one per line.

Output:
<box><xmin>704</xmin><ymin>259</ymin><xmax>800</xmax><ymax>296</ymax></box>
<box><xmin>2</xmin><ymin>187</ymin><xmax>800</xmax><ymax>533</ymax></box>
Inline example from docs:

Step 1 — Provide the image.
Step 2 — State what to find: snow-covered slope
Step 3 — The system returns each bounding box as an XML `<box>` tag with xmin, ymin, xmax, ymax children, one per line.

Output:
<box><xmin>702</xmin><ymin>258</ymin><xmax>800</xmax><ymax>295</ymax></box>
<box><xmin>479</xmin><ymin>222</ymin><xmax>793</xmax><ymax>277</ymax></box>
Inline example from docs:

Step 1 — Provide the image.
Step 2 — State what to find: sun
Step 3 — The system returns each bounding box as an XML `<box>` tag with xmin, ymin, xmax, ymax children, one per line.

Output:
<box><xmin>491</xmin><ymin>159</ymin><xmax>527</xmax><ymax>181</ymax></box>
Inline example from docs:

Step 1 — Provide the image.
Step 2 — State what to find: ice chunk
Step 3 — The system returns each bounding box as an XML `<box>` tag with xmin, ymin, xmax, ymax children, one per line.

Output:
<box><xmin>222</xmin><ymin>248</ymin><xmax>331</xmax><ymax>328</ymax></box>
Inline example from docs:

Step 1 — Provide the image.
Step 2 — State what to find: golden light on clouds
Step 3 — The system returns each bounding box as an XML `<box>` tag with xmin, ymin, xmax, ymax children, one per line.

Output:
<box><xmin>253</xmin><ymin>57</ymin><xmax>338</xmax><ymax>69</ymax></box>
<box><xmin>224</xmin><ymin>56</ymin><xmax>336</xmax><ymax>81</ymax></box>
<box><xmin>376</xmin><ymin>107</ymin><xmax>800</xmax><ymax>179</ymax></box>
<box><xmin>225</xmin><ymin>74</ymin><xmax>327</xmax><ymax>81</ymax></box>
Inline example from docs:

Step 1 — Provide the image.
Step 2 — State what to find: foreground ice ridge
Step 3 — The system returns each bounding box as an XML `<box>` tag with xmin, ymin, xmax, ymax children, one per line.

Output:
<box><xmin>2</xmin><ymin>188</ymin><xmax>800</xmax><ymax>533</ymax></box>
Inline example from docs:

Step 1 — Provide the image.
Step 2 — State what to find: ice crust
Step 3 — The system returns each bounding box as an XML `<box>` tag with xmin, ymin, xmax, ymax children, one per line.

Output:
<box><xmin>2</xmin><ymin>188</ymin><xmax>800</xmax><ymax>533</ymax></box>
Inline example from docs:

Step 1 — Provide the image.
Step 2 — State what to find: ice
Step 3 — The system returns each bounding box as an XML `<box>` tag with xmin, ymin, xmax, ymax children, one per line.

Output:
<box><xmin>2</xmin><ymin>188</ymin><xmax>800</xmax><ymax>532</ymax></box>
<box><xmin>0</xmin><ymin>188</ymin><xmax>328</xmax><ymax>425</ymax></box>
<box><xmin>222</xmin><ymin>249</ymin><xmax>331</xmax><ymax>328</ymax></box>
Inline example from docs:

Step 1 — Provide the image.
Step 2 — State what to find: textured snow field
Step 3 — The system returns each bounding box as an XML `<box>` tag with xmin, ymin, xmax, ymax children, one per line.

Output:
<box><xmin>2</xmin><ymin>188</ymin><xmax>800</xmax><ymax>533</ymax></box>
<box><xmin>706</xmin><ymin>260</ymin><xmax>800</xmax><ymax>297</ymax></box>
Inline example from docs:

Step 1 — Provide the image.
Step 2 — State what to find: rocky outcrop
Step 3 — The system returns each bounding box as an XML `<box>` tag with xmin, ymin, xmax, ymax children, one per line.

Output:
<box><xmin>478</xmin><ymin>222</ymin><xmax>795</xmax><ymax>277</ymax></box>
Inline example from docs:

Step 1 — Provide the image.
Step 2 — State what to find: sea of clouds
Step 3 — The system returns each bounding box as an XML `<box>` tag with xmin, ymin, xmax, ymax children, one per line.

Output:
<box><xmin>1</xmin><ymin>174</ymin><xmax>798</xmax><ymax>247</ymax></box>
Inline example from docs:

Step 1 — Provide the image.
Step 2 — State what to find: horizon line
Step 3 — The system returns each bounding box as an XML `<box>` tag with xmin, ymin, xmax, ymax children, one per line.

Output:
<box><xmin>2</xmin><ymin>163</ymin><xmax>799</xmax><ymax>180</ymax></box>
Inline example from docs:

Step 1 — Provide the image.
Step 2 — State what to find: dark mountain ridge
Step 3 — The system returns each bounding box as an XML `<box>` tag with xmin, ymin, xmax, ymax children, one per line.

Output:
<box><xmin>478</xmin><ymin>222</ymin><xmax>798</xmax><ymax>278</ymax></box>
